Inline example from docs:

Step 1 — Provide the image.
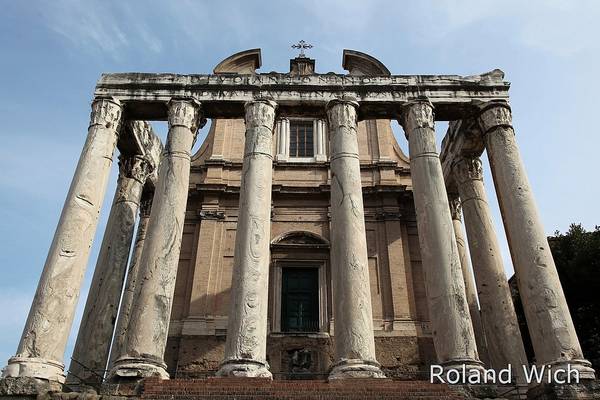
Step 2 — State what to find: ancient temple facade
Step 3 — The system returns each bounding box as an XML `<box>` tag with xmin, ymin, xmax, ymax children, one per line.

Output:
<box><xmin>1</xmin><ymin>49</ymin><xmax>596</xmax><ymax>396</ymax></box>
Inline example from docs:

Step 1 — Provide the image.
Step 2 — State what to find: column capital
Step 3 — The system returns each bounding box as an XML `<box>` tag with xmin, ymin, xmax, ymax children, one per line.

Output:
<box><xmin>448</xmin><ymin>194</ymin><xmax>462</xmax><ymax>221</ymax></box>
<box><xmin>326</xmin><ymin>97</ymin><xmax>359</xmax><ymax>111</ymax></box>
<box><xmin>167</xmin><ymin>98</ymin><xmax>204</xmax><ymax>131</ymax></box>
<box><xmin>139</xmin><ymin>193</ymin><xmax>153</xmax><ymax>217</ymax></box>
<box><xmin>90</xmin><ymin>96</ymin><xmax>122</xmax><ymax>130</ymax></box>
<box><xmin>477</xmin><ymin>101</ymin><xmax>512</xmax><ymax>134</ymax></box>
<box><xmin>398</xmin><ymin>99</ymin><xmax>434</xmax><ymax>137</ymax></box>
<box><xmin>245</xmin><ymin>98</ymin><xmax>278</xmax><ymax>110</ymax></box>
<box><xmin>452</xmin><ymin>156</ymin><xmax>484</xmax><ymax>184</ymax></box>
<box><xmin>118</xmin><ymin>154</ymin><xmax>153</xmax><ymax>184</ymax></box>
<box><xmin>244</xmin><ymin>98</ymin><xmax>277</xmax><ymax>144</ymax></box>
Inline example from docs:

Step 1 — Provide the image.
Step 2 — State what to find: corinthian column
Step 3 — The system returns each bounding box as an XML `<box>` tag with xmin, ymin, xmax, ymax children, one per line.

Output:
<box><xmin>66</xmin><ymin>154</ymin><xmax>151</xmax><ymax>389</ymax></box>
<box><xmin>108</xmin><ymin>191</ymin><xmax>153</xmax><ymax>370</ymax></box>
<box><xmin>3</xmin><ymin>97</ymin><xmax>122</xmax><ymax>384</ymax></box>
<box><xmin>108</xmin><ymin>99</ymin><xmax>202</xmax><ymax>380</ymax></box>
<box><xmin>448</xmin><ymin>196</ymin><xmax>490</xmax><ymax>368</ymax></box>
<box><xmin>326</xmin><ymin>99</ymin><xmax>384</xmax><ymax>380</ymax></box>
<box><xmin>217</xmin><ymin>99</ymin><xmax>277</xmax><ymax>378</ymax></box>
<box><xmin>452</xmin><ymin>156</ymin><xmax>528</xmax><ymax>378</ymax></box>
<box><xmin>398</xmin><ymin>100</ymin><xmax>483</xmax><ymax>374</ymax></box>
<box><xmin>480</xmin><ymin>102</ymin><xmax>595</xmax><ymax>379</ymax></box>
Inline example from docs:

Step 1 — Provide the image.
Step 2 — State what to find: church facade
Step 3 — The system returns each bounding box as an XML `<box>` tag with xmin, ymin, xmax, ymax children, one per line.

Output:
<box><xmin>163</xmin><ymin>56</ymin><xmax>429</xmax><ymax>378</ymax></box>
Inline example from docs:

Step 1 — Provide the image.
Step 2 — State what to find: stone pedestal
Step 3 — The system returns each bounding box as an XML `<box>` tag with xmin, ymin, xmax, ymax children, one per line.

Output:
<box><xmin>326</xmin><ymin>99</ymin><xmax>384</xmax><ymax>380</ymax></box>
<box><xmin>2</xmin><ymin>97</ymin><xmax>123</xmax><ymax>384</ymax></box>
<box><xmin>108</xmin><ymin>191</ymin><xmax>153</xmax><ymax>370</ymax></box>
<box><xmin>216</xmin><ymin>99</ymin><xmax>277</xmax><ymax>378</ymax></box>
<box><xmin>108</xmin><ymin>99</ymin><xmax>202</xmax><ymax>381</ymax></box>
<box><xmin>452</xmin><ymin>156</ymin><xmax>528</xmax><ymax>380</ymax></box>
<box><xmin>67</xmin><ymin>155</ymin><xmax>150</xmax><ymax>389</ymax></box>
<box><xmin>398</xmin><ymin>100</ymin><xmax>483</xmax><ymax>374</ymax></box>
<box><xmin>448</xmin><ymin>196</ymin><xmax>490</xmax><ymax>368</ymax></box>
<box><xmin>480</xmin><ymin>102</ymin><xmax>595</xmax><ymax>379</ymax></box>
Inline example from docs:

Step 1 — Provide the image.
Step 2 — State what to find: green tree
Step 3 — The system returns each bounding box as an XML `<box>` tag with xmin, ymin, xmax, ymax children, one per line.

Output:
<box><xmin>549</xmin><ymin>224</ymin><xmax>600</xmax><ymax>370</ymax></box>
<box><xmin>510</xmin><ymin>224</ymin><xmax>600</xmax><ymax>371</ymax></box>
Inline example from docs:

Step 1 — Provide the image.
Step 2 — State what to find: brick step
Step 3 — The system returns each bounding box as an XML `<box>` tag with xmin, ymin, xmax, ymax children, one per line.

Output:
<box><xmin>141</xmin><ymin>379</ymin><xmax>466</xmax><ymax>400</ymax></box>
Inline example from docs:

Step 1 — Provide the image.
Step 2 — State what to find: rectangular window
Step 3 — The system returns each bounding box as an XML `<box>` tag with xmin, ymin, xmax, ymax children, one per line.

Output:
<box><xmin>289</xmin><ymin>120</ymin><xmax>314</xmax><ymax>158</ymax></box>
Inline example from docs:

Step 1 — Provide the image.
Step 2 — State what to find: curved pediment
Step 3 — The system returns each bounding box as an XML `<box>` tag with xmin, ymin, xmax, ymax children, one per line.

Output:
<box><xmin>272</xmin><ymin>231</ymin><xmax>329</xmax><ymax>246</ymax></box>
<box><xmin>342</xmin><ymin>49</ymin><xmax>391</xmax><ymax>76</ymax></box>
<box><xmin>213</xmin><ymin>48</ymin><xmax>262</xmax><ymax>74</ymax></box>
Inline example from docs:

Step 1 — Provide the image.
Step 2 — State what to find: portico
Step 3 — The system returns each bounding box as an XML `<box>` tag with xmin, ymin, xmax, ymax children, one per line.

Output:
<box><xmin>2</xmin><ymin>48</ymin><xmax>594</xmax><ymax>389</ymax></box>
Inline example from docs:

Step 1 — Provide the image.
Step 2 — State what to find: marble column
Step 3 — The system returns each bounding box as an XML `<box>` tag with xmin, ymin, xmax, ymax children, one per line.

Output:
<box><xmin>108</xmin><ymin>98</ymin><xmax>202</xmax><ymax>380</ymax></box>
<box><xmin>217</xmin><ymin>99</ymin><xmax>277</xmax><ymax>378</ymax></box>
<box><xmin>398</xmin><ymin>100</ymin><xmax>483</xmax><ymax>373</ymax></box>
<box><xmin>480</xmin><ymin>102</ymin><xmax>595</xmax><ymax>379</ymax></box>
<box><xmin>66</xmin><ymin>155</ymin><xmax>151</xmax><ymax>388</ymax></box>
<box><xmin>448</xmin><ymin>195</ymin><xmax>491</xmax><ymax>368</ymax></box>
<box><xmin>2</xmin><ymin>97</ymin><xmax>122</xmax><ymax>383</ymax></box>
<box><xmin>326</xmin><ymin>99</ymin><xmax>384</xmax><ymax>380</ymax></box>
<box><xmin>452</xmin><ymin>156</ymin><xmax>528</xmax><ymax>379</ymax></box>
<box><xmin>108</xmin><ymin>191</ymin><xmax>153</xmax><ymax>370</ymax></box>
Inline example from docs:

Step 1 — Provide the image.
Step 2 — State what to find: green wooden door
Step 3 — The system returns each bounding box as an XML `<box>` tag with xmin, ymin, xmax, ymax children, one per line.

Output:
<box><xmin>281</xmin><ymin>267</ymin><xmax>319</xmax><ymax>332</ymax></box>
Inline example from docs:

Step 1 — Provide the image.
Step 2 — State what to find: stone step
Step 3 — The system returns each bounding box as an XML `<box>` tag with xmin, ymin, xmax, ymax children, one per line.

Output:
<box><xmin>140</xmin><ymin>378</ymin><xmax>466</xmax><ymax>400</ymax></box>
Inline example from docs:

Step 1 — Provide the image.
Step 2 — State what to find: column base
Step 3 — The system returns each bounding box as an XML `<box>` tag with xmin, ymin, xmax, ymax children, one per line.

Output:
<box><xmin>216</xmin><ymin>359</ymin><xmax>272</xmax><ymax>379</ymax></box>
<box><xmin>544</xmin><ymin>359</ymin><xmax>596</xmax><ymax>381</ymax></box>
<box><xmin>328</xmin><ymin>359</ymin><xmax>386</xmax><ymax>380</ymax></box>
<box><xmin>107</xmin><ymin>356</ymin><xmax>169</xmax><ymax>382</ymax></box>
<box><xmin>440</xmin><ymin>358</ymin><xmax>486</xmax><ymax>376</ymax></box>
<box><xmin>2</xmin><ymin>356</ymin><xmax>65</xmax><ymax>384</ymax></box>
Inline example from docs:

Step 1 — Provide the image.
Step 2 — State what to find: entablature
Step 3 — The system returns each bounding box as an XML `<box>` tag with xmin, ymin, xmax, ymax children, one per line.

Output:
<box><xmin>95</xmin><ymin>70</ymin><xmax>509</xmax><ymax>121</ymax></box>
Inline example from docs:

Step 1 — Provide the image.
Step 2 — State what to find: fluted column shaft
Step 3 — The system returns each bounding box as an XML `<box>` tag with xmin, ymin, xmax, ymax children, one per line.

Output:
<box><xmin>3</xmin><ymin>97</ymin><xmax>122</xmax><ymax>383</ymax></box>
<box><xmin>448</xmin><ymin>196</ymin><xmax>490</xmax><ymax>368</ymax></box>
<box><xmin>108</xmin><ymin>191</ymin><xmax>153</xmax><ymax>370</ymax></box>
<box><xmin>327</xmin><ymin>99</ymin><xmax>384</xmax><ymax>380</ymax></box>
<box><xmin>109</xmin><ymin>99</ymin><xmax>202</xmax><ymax>380</ymax></box>
<box><xmin>481</xmin><ymin>102</ymin><xmax>595</xmax><ymax>379</ymax></box>
<box><xmin>67</xmin><ymin>155</ymin><xmax>150</xmax><ymax>388</ymax></box>
<box><xmin>217</xmin><ymin>99</ymin><xmax>277</xmax><ymax>378</ymax></box>
<box><xmin>398</xmin><ymin>100</ymin><xmax>482</xmax><ymax>373</ymax></box>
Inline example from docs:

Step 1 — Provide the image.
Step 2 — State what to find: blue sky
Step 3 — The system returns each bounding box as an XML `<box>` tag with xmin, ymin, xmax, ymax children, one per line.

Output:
<box><xmin>1</xmin><ymin>0</ymin><xmax>599</xmax><ymax>371</ymax></box>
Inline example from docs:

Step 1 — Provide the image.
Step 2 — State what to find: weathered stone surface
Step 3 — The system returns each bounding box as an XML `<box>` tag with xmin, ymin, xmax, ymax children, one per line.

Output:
<box><xmin>216</xmin><ymin>99</ymin><xmax>277</xmax><ymax>379</ymax></box>
<box><xmin>481</xmin><ymin>102</ymin><xmax>595</xmax><ymax>379</ymax></box>
<box><xmin>398</xmin><ymin>100</ymin><xmax>483</xmax><ymax>374</ymax></box>
<box><xmin>108</xmin><ymin>192</ymin><xmax>153</xmax><ymax>371</ymax></box>
<box><xmin>94</xmin><ymin>71</ymin><xmax>509</xmax><ymax>120</ymax></box>
<box><xmin>452</xmin><ymin>156</ymin><xmax>528</xmax><ymax>380</ymax></box>
<box><xmin>326</xmin><ymin>99</ymin><xmax>384</xmax><ymax>380</ymax></box>
<box><xmin>3</xmin><ymin>97</ymin><xmax>123</xmax><ymax>383</ymax></box>
<box><xmin>448</xmin><ymin>195</ymin><xmax>490</xmax><ymax>368</ymax></box>
<box><xmin>109</xmin><ymin>99</ymin><xmax>202</xmax><ymax>380</ymax></box>
<box><xmin>67</xmin><ymin>155</ymin><xmax>153</xmax><ymax>389</ymax></box>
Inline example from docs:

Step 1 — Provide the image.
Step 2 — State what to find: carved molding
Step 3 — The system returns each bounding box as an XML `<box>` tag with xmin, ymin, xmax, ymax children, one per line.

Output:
<box><xmin>90</xmin><ymin>97</ymin><xmax>122</xmax><ymax>129</ymax></box>
<box><xmin>453</xmin><ymin>156</ymin><xmax>484</xmax><ymax>183</ymax></box>
<box><xmin>244</xmin><ymin>99</ymin><xmax>278</xmax><ymax>131</ymax></box>
<box><xmin>167</xmin><ymin>99</ymin><xmax>203</xmax><ymax>132</ymax></box>
<box><xmin>448</xmin><ymin>195</ymin><xmax>462</xmax><ymax>221</ymax></box>
<box><xmin>139</xmin><ymin>194</ymin><xmax>153</xmax><ymax>217</ymax></box>
<box><xmin>118</xmin><ymin>155</ymin><xmax>153</xmax><ymax>184</ymax></box>
<box><xmin>399</xmin><ymin>100</ymin><xmax>434</xmax><ymax>136</ymax></box>
<box><xmin>198</xmin><ymin>210</ymin><xmax>225</xmax><ymax>220</ymax></box>
<box><xmin>478</xmin><ymin>102</ymin><xmax>513</xmax><ymax>134</ymax></box>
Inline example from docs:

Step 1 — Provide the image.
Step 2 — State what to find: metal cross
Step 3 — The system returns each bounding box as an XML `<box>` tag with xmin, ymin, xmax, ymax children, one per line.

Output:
<box><xmin>291</xmin><ymin>40</ymin><xmax>313</xmax><ymax>58</ymax></box>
